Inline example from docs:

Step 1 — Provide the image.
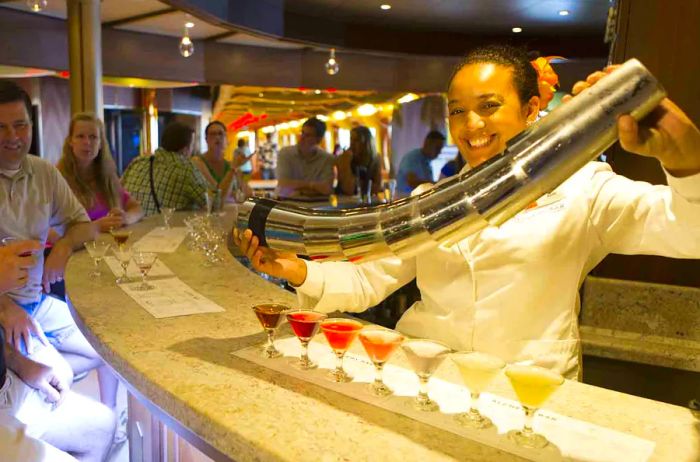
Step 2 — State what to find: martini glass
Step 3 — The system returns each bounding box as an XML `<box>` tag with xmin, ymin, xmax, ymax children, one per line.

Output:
<box><xmin>320</xmin><ymin>318</ymin><xmax>363</xmax><ymax>383</ymax></box>
<box><xmin>286</xmin><ymin>310</ymin><xmax>327</xmax><ymax>370</ymax></box>
<box><xmin>451</xmin><ymin>352</ymin><xmax>505</xmax><ymax>428</ymax></box>
<box><xmin>84</xmin><ymin>240</ymin><xmax>111</xmax><ymax>278</ymax></box>
<box><xmin>112</xmin><ymin>244</ymin><xmax>133</xmax><ymax>284</ymax></box>
<box><xmin>132</xmin><ymin>251</ymin><xmax>158</xmax><ymax>290</ymax></box>
<box><xmin>402</xmin><ymin>339</ymin><xmax>451</xmax><ymax>411</ymax></box>
<box><xmin>358</xmin><ymin>327</ymin><xmax>404</xmax><ymax>397</ymax></box>
<box><xmin>252</xmin><ymin>304</ymin><xmax>287</xmax><ymax>358</ymax></box>
<box><xmin>161</xmin><ymin>207</ymin><xmax>176</xmax><ymax>229</ymax></box>
<box><xmin>109</xmin><ymin>229</ymin><xmax>132</xmax><ymax>250</ymax></box>
<box><xmin>505</xmin><ymin>365</ymin><xmax>565</xmax><ymax>449</ymax></box>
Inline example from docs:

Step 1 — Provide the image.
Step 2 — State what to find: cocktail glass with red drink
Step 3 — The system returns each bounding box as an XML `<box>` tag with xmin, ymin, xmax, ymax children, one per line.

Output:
<box><xmin>252</xmin><ymin>304</ymin><xmax>287</xmax><ymax>358</ymax></box>
<box><xmin>320</xmin><ymin>318</ymin><xmax>363</xmax><ymax>382</ymax></box>
<box><xmin>358</xmin><ymin>327</ymin><xmax>404</xmax><ymax>396</ymax></box>
<box><xmin>286</xmin><ymin>310</ymin><xmax>327</xmax><ymax>370</ymax></box>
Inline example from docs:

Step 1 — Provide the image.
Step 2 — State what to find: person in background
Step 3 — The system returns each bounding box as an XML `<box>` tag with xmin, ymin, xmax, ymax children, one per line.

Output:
<box><xmin>56</xmin><ymin>112</ymin><xmax>143</xmax><ymax>232</ymax></box>
<box><xmin>257</xmin><ymin>132</ymin><xmax>278</xmax><ymax>180</ymax></box>
<box><xmin>233</xmin><ymin>138</ymin><xmax>254</xmax><ymax>181</ymax></box>
<box><xmin>234</xmin><ymin>44</ymin><xmax>700</xmax><ymax>380</ymax></box>
<box><xmin>439</xmin><ymin>151</ymin><xmax>467</xmax><ymax>179</ymax></box>
<box><xmin>276</xmin><ymin>117</ymin><xmax>335</xmax><ymax>198</ymax></box>
<box><xmin>0</xmin><ymin>81</ymin><xmax>115</xmax><ymax>460</ymax></box>
<box><xmin>122</xmin><ymin>122</ymin><xmax>208</xmax><ymax>216</ymax></box>
<box><xmin>336</xmin><ymin>125</ymin><xmax>382</xmax><ymax>196</ymax></box>
<box><xmin>395</xmin><ymin>130</ymin><xmax>446</xmax><ymax>197</ymax></box>
<box><xmin>191</xmin><ymin>121</ymin><xmax>239</xmax><ymax>199</ymax></box>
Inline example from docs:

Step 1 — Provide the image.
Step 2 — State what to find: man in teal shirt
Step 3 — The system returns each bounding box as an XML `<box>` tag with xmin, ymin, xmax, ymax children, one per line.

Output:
<box><xmin>396</xmin><ymin>131</ymin><xmax>445</xmax><ymax>197</ymax></box>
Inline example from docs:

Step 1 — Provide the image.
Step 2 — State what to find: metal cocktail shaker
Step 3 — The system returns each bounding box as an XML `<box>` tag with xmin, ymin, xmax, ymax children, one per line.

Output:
<box><xmin>232</xmin><ymin>59</ymin><xmax>666</xmax><ymax>263</ymax></box>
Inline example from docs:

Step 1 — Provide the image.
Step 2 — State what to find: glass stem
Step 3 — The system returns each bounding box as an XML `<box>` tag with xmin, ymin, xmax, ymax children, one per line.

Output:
<box><xmin>300</xmin><ymin>340</ymin><xmax>310</xmax><ymax>364</ymax></box>
<box><xmin>469</xmin><ymin>391</ymin><xmax>481</xmax><ymax>417</ymax></box>
<box><xmin>334</xmin><ymin>350</ymin><xmax>345</xmax><ymax>374</ymax></box>
<box><xmin>265</xmin><ymin>329</ymin><xmax>275</xmax><ymax>350</ymax></box>
<box><xmin>418</xmin><ymin>376</ymin><xmax>430</xmax><ymax>402</ymax></box>
<box><xmin>522</xmin><ymin>405</ymin><xmax>537</xmax><ymax>436</ymax></box>
<box><xmin>122</xmin><ymin>263</ymin><xmax>128</xmax><ymax>279</ymax></box>
<box><xmin>374</xmin><ymin>362</ymin><xmax>385</xmax><ymax>386</ymax></box>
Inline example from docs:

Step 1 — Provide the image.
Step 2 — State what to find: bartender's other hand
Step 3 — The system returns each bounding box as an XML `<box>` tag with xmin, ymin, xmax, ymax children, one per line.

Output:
<box><xmin>233</xmin><ymin>229</ymin><xmax>307</xmax><ymax>286</ymax></box>
<box><xmin>568</xmin><ymin>67</ymin><xmax>700</xmax><ymax>177</ymax></box>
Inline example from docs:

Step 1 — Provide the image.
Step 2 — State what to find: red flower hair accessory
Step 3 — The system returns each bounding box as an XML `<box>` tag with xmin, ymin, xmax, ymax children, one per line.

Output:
<box><xmin>531</xmin><ymin>56</ymin><xmax>565</xmax><ymax>110</ymax></box>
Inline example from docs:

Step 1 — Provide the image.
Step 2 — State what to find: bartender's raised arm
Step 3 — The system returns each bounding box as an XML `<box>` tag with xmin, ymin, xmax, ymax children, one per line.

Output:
<box><xmin>234</xmin><ymin>229</ymin><xmax>417</xmax><ymax>313</ymax></box>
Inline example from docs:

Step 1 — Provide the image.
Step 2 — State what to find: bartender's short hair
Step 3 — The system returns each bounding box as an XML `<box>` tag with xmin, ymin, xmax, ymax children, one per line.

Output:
<box><xmin>0</xmin><ymin>80</ymin><xmax>33</xmax><ymax>117</ymax></box>
<box><xmin>205</xmin><ymin>120</ymin><xmax>227</xmax><ymax>136</ymax></box>
<box><xmin>448</xmin><ymin>44</ymin><xmax>539</xmax><ymax>106</ymax></box>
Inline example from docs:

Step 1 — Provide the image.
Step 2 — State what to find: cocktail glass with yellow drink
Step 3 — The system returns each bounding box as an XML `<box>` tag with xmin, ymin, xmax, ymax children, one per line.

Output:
<box><xmin>451</xmin><ymin>352</ymin><xmax>505</xmax><ymax>428</ymax></box>
<box><xmin>505</xmin><ymin>364</ymin><xmax>564</xmax><ymax>449</ymax></box>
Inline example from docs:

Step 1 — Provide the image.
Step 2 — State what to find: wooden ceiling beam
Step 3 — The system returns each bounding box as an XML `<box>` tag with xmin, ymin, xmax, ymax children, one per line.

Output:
<box><xmin>104</xmin><ymin>7</ymin><xmax>177</xmax><ymax>28</ymax></box>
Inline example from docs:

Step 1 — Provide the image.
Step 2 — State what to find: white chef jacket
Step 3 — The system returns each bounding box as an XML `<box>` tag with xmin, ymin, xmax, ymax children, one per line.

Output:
<box><xmin>295</xmin><ymin>162</ymin><xmax>700</xmax><ymax>379</ymax></box>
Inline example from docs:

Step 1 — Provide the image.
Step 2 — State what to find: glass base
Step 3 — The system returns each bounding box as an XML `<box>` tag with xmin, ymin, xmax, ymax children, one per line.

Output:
<box><xmin>326</xmin><ymin>368</ymin><xmax>353</xmax><ymax>383</ymax></box>
<box><xmin>507</xmin><ymin>429</ymin><xmax>549</xmax><ymax>449</ymax></box>
<box><xmin>115</xmin><ymin>276</ymin><xmax>131</xmax><ymax>284</ymax></box>
<box><xmin>133</xmin><ymin>282</ymin><xmax>155</xmax><ymax>291</ymax></box>
<box><xmin>455</xmin><ymin>411</ymin><xmax>492</xmax><ymax>429</ymax></box>
<box><xmin>261</xmin><ymin>345</ymin><xmax>282</xmax><ymax>359</ymax></box>
<box><xmin>413</xmin><ymin>396</ymin><xmax>439</xmax><ymax>412</ymax></box>
<box><xmin>368</xmin><ymin>381</ymin><xmax>393</xmax><ymax>397</ymax></box>
<box><xmin>290</xmin><ymin>357</ymin><xmax>317</xmax><ymax>370</ymax></box>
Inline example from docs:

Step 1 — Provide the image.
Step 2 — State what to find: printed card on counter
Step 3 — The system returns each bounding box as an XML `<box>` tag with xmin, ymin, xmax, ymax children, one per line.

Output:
<box><xmin>132</xmin><ymin>227</ymin><xmax>188</xmax><ymax>253</ymax></box>
<box><xmin>104</xmin><ymin>256</ymin><xmax>174</xmax><ymax>279</ymax></box>
<box><xmin>234</xmin><ymin>338</ymin><xmax>655</xmax><ymax>462</ymax></box>
<box><xmin>118</xmin><ymin>277</ymin><xmax>225</xmax><ymax>318</ymax></box>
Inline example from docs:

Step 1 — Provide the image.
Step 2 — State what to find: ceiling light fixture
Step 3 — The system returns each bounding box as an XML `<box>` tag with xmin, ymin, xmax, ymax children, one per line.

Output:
<box><xmin>325</xmin><ymin>48</ymin><xmax>340</xmax><ymax>76</ymax></box>
<box><xmin>258</xmin><ymin>92</ymin><xmax>264</xmax><ymax>98</ymax></box>
<box><xmin>179</xmin><ymin>25</ymin><xmax>194</xmax><ymax>58</ymax></box>
<box><xmin>380</xmin><ymin>4</ymin><xmax>391</xmax><ymax>10</ymax></box>
<box><xmin>314</xmin><ymin>89</ymin><xmax>322</xmax><ymax>95</ymax></box>
<box><xmin>558</xmin><ymin>10</ymin><xmax>569</xmax><ymax>16</ymax></box>
<box><xmin>185</xmin><ymin>21</ymin><xmax>195</xmax><ymax>28</ymax></box>
<box><xmin>357</xmin><ymin>104</ymin><xmax>377</xmax><ymax>117</ymax></box>
<box><xmin>512</xmin><ymin>27</ymin><xmax>523</xmax><ymax>33</ymax></box>
<box><xmin>26</xmin><ymin>0</ymin><xmax>47</xmax><ymax>12</ymax></box>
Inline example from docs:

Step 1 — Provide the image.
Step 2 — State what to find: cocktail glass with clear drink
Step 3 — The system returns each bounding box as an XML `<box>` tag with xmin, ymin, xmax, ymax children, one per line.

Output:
<box><xmin>358</xmin><ymin>327</ymin><xmax>404</xmax><ymax>397</ymax></box>
<box><xmin>320</xmin><ymin>318</ymin><xmax>363</xmax><ymax>383</ymax></box>
<box><xmin>286</xmin><ymin>310</ymin><xmax>327</xmax><ymax>370</ymax></box>
<box><xmin>505</xmin><ymin>364</ymin><xmax>564</xmax><ymax>449</ymax></box>
<box><xmin>84</xmin><ymin>240</ymin><xmax>111</xmax><ymax>279</ymax></box>
<box><xmin>112</xmin><ymin>244</ymin><xmax>133</xmax><ymax>284</ymax></box>
<box><xmin>252</xmin><ymin>304</ymin><xmax>287</xmax><ymax>358</ymax></box>
<box><xmin>451</xmin><ymin>352</ymin><xmax>505</xmax><ymax>428</ymax></box>
<box><xmin>161</xmin><ymin>207</ymin><xmax>176</xmax><ymax>229</ymax></box>
<box><xmin>132</xmin><ymin>251</ymin><xmax>158</xmax><ymax>290</ymax></box>
<box><xmin>402</xmin><ymin>339</ymin><xmax>451</xmax><ymax>411</ymax></box>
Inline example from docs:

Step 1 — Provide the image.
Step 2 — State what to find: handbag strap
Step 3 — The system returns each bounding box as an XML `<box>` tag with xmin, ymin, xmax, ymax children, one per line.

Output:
<box><xmin>148</xmin><ymin>155</ymin><xmax>161</xmax><ymax>214</ymax></box>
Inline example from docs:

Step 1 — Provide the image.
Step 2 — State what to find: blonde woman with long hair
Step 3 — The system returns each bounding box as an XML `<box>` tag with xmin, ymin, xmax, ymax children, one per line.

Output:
<box><xmin>57</xmin><ymin>113</ymin><xmax>143</xmax><ymax>232</ymax></box>
<box><xmin>336</xmin><ymin>125</ymin><xmax>382</xmax><ymax>196</ymax></box>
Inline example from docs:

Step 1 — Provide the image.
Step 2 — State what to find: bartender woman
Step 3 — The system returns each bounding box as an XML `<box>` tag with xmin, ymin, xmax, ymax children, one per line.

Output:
<box><xmin>235</xmin><ymin>45</ymin><xmax>700</xmax><ymax>379</ymax></box>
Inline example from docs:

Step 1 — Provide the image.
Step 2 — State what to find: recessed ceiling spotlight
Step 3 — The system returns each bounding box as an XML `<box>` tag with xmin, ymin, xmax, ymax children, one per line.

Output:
<box><xmin>314</xmin><ymin>89</ymin><xmax>322</xmax><ymax>95</ymax></box>
<box><xmin>512</xmin><ymin>27</ymin><xmax>523</xmax><ymax>33</ymax></box>
<box><xmin>380</xmin><ymin>4</ymin><xmax>391</xmax><ymax>10</ymax></box>
<box><xmin>558</xmin><ymin>10</ymin><xmax>569</xmax><ymax>16</ymax></box>
<box><xmin>185</xmin><ymin>22</ymin><xmax>195</xmax><ymax>28</ymax></box>
<box><xmin>258</xmin><ymin>92</ymin><xmax>264</xmax><ymax>98</ymax></box>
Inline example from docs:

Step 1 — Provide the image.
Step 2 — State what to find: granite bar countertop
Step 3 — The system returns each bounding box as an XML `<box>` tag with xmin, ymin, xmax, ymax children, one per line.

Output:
<box><xmin>65</xmin><ymin>213</ymin><xmax>700</xmax><ymax>462</ymax></box>
<box><xmin>581</xmin><ymin>276</ymin><xmax>700</xmax><ymax>372</ymax></box>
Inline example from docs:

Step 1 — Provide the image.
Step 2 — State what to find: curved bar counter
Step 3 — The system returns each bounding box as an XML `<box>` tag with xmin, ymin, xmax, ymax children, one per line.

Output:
<box><xmin>65</xmin><ymin>214</ymin><xmax>699</xmax><ymax>462</ymax></box>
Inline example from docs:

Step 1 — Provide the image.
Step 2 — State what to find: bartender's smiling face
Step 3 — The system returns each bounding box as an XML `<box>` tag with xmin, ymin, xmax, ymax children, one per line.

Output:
<box><xmin>448</xmin><ymin>63</ymin><xmax>539</xmax><ymax>167</ymax></box>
